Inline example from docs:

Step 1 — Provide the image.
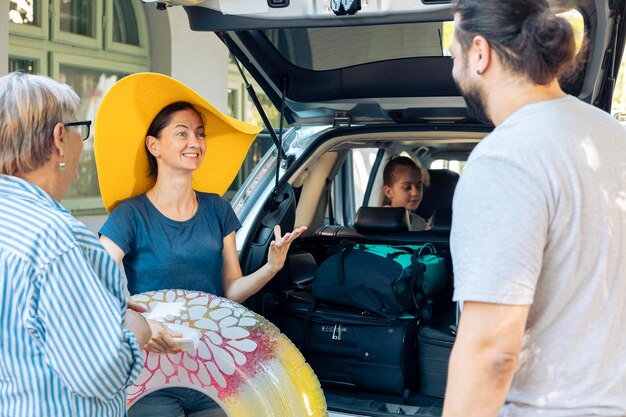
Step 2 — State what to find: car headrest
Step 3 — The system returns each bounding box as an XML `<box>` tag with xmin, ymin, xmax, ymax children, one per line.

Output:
<box><xmin>415</xmin><ymin>169</ymin><xmax>460</xmax><ymax>219</ymax></box>
<box><xmin>354</xmin><ymin>207</ymin><xmax>408</xmax><ymax>234</ymax></box>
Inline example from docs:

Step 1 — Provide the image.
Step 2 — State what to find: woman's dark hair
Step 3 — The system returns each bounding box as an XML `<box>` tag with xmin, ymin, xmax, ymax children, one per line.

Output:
<box><xmin>145</xmin><ymin>101</ymin><xmax>205</xmax><ymax>177</ymax></box>
<box><xmin>382</xmin><ymin>156</ymin><xmax>429</xmax><ymax>206</ymax></box>
<box><xmin>454</xmin><ymin>0</ymin><xmax>576</xmax><ymax>85</ymax></box>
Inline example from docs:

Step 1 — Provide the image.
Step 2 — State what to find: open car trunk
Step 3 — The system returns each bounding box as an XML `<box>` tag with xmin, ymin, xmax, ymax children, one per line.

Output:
<box><xmin>149</xmin><ymin>0</ymin><xmax>626</xmax><ymax>415</ymax></box>
<box><xmin>231</xmin><ymin>123</ymin><xmax>485</xmax><ymax>417</ymax></box>
<box><xmin>173</xmin><ymin>0</ymin><xmax>626</xmax><ymax>124</ymax></box>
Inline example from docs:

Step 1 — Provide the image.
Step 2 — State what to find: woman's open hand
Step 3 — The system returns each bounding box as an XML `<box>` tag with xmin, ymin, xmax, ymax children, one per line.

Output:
<box><xmin>267</xmin><ymin>225</ymin><xmax>308</xmax><ymax>274</ymax></box>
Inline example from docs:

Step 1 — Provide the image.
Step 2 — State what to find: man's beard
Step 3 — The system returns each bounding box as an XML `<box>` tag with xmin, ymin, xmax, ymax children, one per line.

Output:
<box><xmin>463</xmin><ymin>85</ymin><xmax>492</xmax><ymax>125</ymax></box>
<box><xmin>454</xmin><ymin>75</ymin><xmax>493</xmax><ymax>125</ymax></box>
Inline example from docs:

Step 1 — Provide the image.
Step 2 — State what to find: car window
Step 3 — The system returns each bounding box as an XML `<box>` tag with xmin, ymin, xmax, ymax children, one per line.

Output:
<box><xmin>430</xmin><ymin>159</ymin><xmax>465</xmax><ymax>174</ymax></box>
<box><xmin>352</xmin><ymin>148</ymin><xmax>381</xmax><ymax>208</ymax></box>
<box><xmin>334</xmin><ymin>149</ymin><xmax>450</xmax><ymax>225</ymax></box>
<box><xmin>559</xmin><ymin>9</ymin><xmax>585</xmax><ymax>52</ymax></box>
<box><xmin>262</xmin><ymin>10</ymin><xmax>583</xmax><ymax>72</ymax></box>
<box><xmin>263</xmin><ymin>21</ymin><xmax>453</xmax><ymax>71</ymax></box>
<box><xmin>329</xmin><ymin>148</ymin><xmax>380</xmax><ymax>226</ymax></box>
<box><xmin>225</xmin><ymin>131</ymin><xmax>274</xmax><ymax>200</ymax></box>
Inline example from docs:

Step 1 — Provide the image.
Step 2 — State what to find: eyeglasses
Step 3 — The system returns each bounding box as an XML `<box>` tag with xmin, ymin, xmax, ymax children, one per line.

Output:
<box><xmin>64</xmin><ymin>120</ymin><xmax>92</xmax><ymax>141</ymax></box>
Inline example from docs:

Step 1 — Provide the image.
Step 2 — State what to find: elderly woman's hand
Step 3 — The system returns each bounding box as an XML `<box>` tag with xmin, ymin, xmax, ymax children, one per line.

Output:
<box><xmin>126</xmin><ymin>298</ymin><xmax>148</xmax><ymax>313</ymax></box>
<box><xmin>144</xmin><ymin>319</ymin><xmax>183</xmax><ymax>354</ymax></box>
<box><xmin>267</xmin><ymin>225</ymin><xmax>308</xmax><ymax>274</ymax></box>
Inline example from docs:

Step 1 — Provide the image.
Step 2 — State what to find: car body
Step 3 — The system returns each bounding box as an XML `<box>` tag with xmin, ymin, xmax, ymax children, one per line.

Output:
<box><xmin>153</xmin><ymin>1</ymin><xmax>625</xmax><ymax>415</ymax></box>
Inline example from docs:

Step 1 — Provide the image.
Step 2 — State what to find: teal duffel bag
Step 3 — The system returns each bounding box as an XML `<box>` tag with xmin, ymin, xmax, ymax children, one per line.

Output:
<box><xmin>312</xmin><ymin>242</ymin><xmax>448</xmax><ymax>319</ymax></box>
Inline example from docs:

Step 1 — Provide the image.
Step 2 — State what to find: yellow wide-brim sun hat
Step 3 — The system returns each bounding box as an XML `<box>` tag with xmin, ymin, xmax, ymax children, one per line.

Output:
<box><xmin>94</xmin><ymin>72</ymin><xmax>261</xmax><ymax>212</ymax></box>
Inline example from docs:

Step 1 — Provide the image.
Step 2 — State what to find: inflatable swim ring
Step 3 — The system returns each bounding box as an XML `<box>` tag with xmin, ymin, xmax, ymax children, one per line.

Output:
<box><xmin>128</xmin><ymin>289</ymin><xmax>328</xmax><ymax>417</ymax></box>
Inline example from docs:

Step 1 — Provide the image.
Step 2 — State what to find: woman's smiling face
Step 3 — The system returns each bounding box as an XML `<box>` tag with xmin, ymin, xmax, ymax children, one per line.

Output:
<box><xmin>153</xmin><ymin>108</ymin><xmax>206</xmax><ymax>173</ymax></box>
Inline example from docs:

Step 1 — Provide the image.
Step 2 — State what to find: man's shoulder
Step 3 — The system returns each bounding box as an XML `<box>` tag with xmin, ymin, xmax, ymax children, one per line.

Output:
<box><xmin>473</xmin><ymin>96</ymin><xmax>614</xmax><ymax>161</ymax></box>
<box><xmin>505</xmin><ymin>96</ymin><xmax>620</xmax><ymax>134</ymax></box>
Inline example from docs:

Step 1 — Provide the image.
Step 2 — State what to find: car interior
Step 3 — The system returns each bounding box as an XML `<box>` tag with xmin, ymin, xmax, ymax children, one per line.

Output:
<box><xmin>170</xmin><ymin>0</ymin><xmax>625</xmax><ymax>414</ymax></box>
<box><xmin>236</xmin><ymin>126</ymin><xmax>487</xmax><ymax>416</ymax></box>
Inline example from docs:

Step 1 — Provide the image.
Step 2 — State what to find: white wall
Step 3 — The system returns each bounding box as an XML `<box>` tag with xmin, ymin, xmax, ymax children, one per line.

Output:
<box><xmin>80</xmin><ymin>214</ymin><xmax>108</xmax><ymax>235</ymax></box>
<box><xmin>167</xmin><ymin>6</ymin><xmax>229</xmax><ymax>113</ymax></box>
<box><xmin>144</xmin><ymin>3</ymin><xmax>172</xmax><ymax>76</ymax></box>
<box><xmin>0</xmin><ymin>0</ymin><xmax>8</xmax><ymax>76</ymax></box>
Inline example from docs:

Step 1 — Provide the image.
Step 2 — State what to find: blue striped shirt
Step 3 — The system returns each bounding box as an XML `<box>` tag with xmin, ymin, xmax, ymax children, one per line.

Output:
<box><xmin>0</xmin><ymin>176</ymin><xmax>144</xmax><ymax>417</ymax></box>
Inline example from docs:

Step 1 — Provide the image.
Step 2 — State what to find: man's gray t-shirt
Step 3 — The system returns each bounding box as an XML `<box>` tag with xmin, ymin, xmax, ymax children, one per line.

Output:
<box><xmin>451</xmin><ymin>96</ymin><xmax>626</xmax><ymax>417</ymax></box>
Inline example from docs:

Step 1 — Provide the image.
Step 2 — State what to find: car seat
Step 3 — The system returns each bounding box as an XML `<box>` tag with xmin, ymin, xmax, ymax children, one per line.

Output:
<box><xmin>414</xmin><ymin>169</ymin><xmax>460</xmax><ymax>220</ymax></box>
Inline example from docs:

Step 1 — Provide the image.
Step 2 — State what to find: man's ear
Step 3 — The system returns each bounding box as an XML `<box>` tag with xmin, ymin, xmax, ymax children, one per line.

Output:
<box><xmin>471</xmin><ymin>35</ymin><xmax>492</xmax><ymax>75</ymax></box>
<box><xmin>145</xmin><ymin>135</ymin><xmax>159</xmax><ymax>157</ymax></box>
<box><xmin>52</xmin><ymin>122</ymin><xmax>66</xmax><ymax>158</ymax></box>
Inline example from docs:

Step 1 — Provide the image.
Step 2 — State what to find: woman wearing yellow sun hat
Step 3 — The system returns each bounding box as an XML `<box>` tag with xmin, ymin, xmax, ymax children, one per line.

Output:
<box><xmin>94</xmin><ymin>72</ymin><xmax>307</xmax><ymax>416</ymax></box>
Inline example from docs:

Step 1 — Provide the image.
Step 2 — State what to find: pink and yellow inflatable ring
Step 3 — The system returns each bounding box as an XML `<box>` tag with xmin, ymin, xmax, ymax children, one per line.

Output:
<box><xmin>129</xmin><ymin>289</ymin><xmax>327</xmax><ymax>417</ymax></box>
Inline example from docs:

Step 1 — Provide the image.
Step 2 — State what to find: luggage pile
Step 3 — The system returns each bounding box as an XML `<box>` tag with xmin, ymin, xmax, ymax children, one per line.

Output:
<box><xmin>266</xmin><ymin>207</ymin><xmax>458</xmax><ymax>400</ymax></box>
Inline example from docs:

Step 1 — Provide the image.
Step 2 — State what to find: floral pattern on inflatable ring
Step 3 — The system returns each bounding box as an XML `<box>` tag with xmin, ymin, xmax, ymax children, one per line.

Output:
<box><xmin>126</xmin><ymin>289</ymin><xmax>328</xmax><ymax>417</ymax></box>
<box><xmin>128</xmin><ymin>290</ymin><xmax>275</xmax><ymax>402</ymax></box>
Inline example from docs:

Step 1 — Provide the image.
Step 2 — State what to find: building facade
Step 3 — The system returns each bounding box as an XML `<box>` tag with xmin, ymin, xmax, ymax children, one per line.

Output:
<box><xmin>2</xmin><ymin>0</ymin><xmax>273</xmax><ymax>229</ymax></box>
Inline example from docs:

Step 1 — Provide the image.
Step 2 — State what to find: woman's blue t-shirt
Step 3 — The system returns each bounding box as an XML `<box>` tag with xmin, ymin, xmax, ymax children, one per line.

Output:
<box><xmin>99</xmin><ymin>192</ymin><xmax>241</xmax><ymax>296</ymax></box>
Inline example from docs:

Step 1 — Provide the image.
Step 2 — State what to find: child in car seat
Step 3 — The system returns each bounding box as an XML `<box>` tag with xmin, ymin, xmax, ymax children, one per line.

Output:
<box><xmin>382</xmin><ymin>156</ymin><xmax>430</xmax><ymax>231</ymax></box>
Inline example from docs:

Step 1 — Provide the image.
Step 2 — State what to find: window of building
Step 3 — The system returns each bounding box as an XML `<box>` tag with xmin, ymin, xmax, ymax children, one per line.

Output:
<box><xmin>8</xmin><ymin>0</ymin><xmax>150</xmax><ymax>214</ymax></box>
<box><xmin>8</xmin><ymin>0</ymin><xmax>37</xmax><ymax>26</ymax></box>
<box><xmin>112</xmin><ymin>0</ymin><xmax>140</xmax><ymax>46</ymax></box>
<box><xmin>9</xmin><ymin>0</ymin><xmax>49</xmax><ymax>38</ymax></box>
<box><xmin>59</xmin><ymin>0</ymin><xmax>95</xmax><ymax>37</ymax></box>
<box><xmin>9</xmin><ymin>57</ymin><xmax>36</xmax><ymax>73</ymax></box>
<box><xmin>55</xmin><ymin>61</ymin><xmax>142</xmax><ymax>206</ymax></box>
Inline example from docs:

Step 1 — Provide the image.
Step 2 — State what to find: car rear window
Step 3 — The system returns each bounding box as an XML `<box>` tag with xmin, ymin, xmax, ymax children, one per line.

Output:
<box><xmin>263</xmin><ymin>9</ymin><xmax>584</xmax><ymax>72</ymax></box>
<box><xmin>263</xmin><ymin>21</ymin><xmax>454</xmax><ymax>71</ymax></box>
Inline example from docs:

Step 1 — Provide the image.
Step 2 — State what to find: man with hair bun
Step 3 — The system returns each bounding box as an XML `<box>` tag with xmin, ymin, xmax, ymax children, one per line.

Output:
<box><xmin>444</xmin><ymin>1</ymin><xmax>626</xmax><ymax>416</ymax></box>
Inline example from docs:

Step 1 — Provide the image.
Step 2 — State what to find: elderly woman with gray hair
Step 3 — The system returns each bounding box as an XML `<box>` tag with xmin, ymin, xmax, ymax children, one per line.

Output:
<box><xmin>0</xmin><ymin>72</ymin><xmax>151</xmax><ymax>417</ymax></box>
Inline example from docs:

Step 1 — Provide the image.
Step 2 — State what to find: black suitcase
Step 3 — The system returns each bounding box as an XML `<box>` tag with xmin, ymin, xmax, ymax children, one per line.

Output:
<box><xmin>268</xmin><ymin>292</ymin><xmax>419</xmax><ymax>396</ymax></box>
<box><xmin>417</xmin><ymin>319</ymin><xmax>456</xmax><ymax>398</ymax></box>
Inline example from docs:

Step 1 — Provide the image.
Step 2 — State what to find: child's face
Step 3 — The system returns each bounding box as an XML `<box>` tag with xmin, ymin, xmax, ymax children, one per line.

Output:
<box><xmin>384</xmin><ymin>166</ymin><xmax>423</xmax><ymax>211</ymax></box>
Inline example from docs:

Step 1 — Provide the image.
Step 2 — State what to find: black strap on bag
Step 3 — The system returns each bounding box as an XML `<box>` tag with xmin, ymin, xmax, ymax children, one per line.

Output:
<box><xmin>301</xmin><ymin>297</ymin><xmax>318</xmax><ymax>353</ymax></box>
<box><xmin>384</xmin><ymin>245</ymin><xmax>430</xmax><ymax>322</ymax></box>
<box><xmin>382</xmin><ymin>245</ymin><xmax>429</xmax><ymax>318</ymax></box>
<box><xmin>391</xmin><ymin>244</ymin><xmax>436</xmax><ymax>322</ymax></box>
<box><xmin>409</xmin><ymin>254</ymin><xmax>428</xmax><ymax>322</ymax></box>
<box><xmin>337</xmin><ymin>242</ymin><xmax>355</xmax><ymax>285</ymax></box>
